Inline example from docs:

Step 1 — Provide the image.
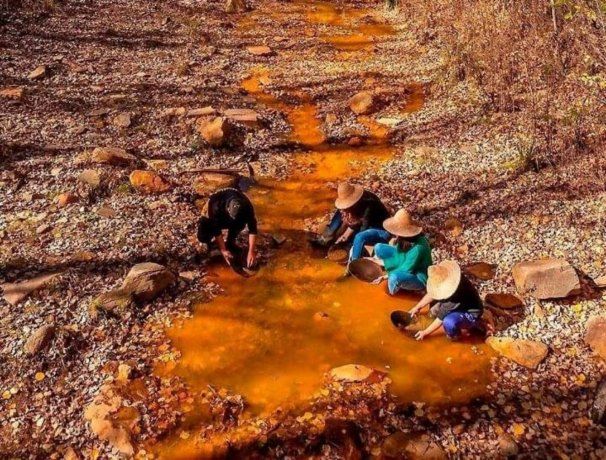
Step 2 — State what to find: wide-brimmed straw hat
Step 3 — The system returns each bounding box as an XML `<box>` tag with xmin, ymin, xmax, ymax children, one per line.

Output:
<box><xmin>382</xmin><ymin>209</ymin><xmax>422</xmax><ymax>238</ymax></box>
<box><xmin>426</xmin><ymin>260</ymin><xmax>462</xmax><ymax>300</ymax></box>
<box><xmin>335</xmin><ymin>182</ymin><xmax>364</xmax><ymax>210</ymax></box>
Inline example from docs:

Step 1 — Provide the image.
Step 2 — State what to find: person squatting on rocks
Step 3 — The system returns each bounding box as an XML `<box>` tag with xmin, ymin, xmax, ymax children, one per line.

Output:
<box><xmin>370</xmin><ymin>209</ymin><xmax>433</xmax><ymax>295</ymax></box>
<box><xmin>406</xmin><ymin>260</ymin><xmax>488</xmax><ymax>341</ymax></box>
<box><xmin>197</xmin><ymin>187</ymin><xmax>258</xmax><ymax>268</ymax></box>
<box><xmin>313</xmin><ymin>182</ymin><xmax>391</xmax><ymax>254</ymax></box>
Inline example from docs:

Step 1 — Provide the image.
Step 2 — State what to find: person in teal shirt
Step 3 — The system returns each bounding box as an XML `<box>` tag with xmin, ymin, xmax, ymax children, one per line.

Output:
<box><xmin>372</xmin><ymin>209</ymin><xmax>432</xmax><ymax>295</ymax></box>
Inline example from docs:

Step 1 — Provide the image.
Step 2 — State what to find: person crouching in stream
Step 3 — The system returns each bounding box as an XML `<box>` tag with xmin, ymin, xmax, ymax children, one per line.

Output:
<box><xmin>370</xmin><ymin>209</ymin><xmax>433</xmax><ymax>294</ymax></box>
<box><xmin>196</xmin><ymin>187</ymin><xmax>258</xmax><ymax>268</ymax></box>
<box><xmin>312</xmin><ymin>182</ymin><xmax>391</xmax><ymax>252</ymax></box>
<box><xmin>405</xmin><ymin>260</ymin><xmax>488</xmax><ymax>341</ymax></box>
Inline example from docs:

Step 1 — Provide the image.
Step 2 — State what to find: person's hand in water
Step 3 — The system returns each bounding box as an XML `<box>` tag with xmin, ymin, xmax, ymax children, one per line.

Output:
<box><xmin>221</xmin><ymin>249</ymin><xmax>233</xmax><ymax>266</ymax></box>
<box><xmin>414</xmin><ymin>330</ymin><xmax>427</xmax><ymax>341</ymax></box>
<box><xmin>247</xmin><ymin>249</ymin><xmax>256</xmax><ymax>268</ymax></box>
<box><xmin>371</xmin><ymin>275</ymin><xmax>387</xmax><ymax>285</ymax></box>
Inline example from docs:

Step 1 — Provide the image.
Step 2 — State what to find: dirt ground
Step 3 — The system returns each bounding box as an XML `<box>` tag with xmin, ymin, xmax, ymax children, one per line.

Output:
<box><xmin>1</xmin><ymin>0</ymin><xmax>605</xmax><ymax>458</ymax></box>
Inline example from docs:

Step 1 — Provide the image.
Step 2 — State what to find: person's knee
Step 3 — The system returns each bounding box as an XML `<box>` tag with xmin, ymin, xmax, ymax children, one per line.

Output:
<box><xmin>387</xmin><ymin>274</ymin><xmax>399</xmax><ymax>295</ymax></box>
<box><xmin>442</xmin><ymin>314</ymin><xmax>461</xmax><ymax>339</ymax></box>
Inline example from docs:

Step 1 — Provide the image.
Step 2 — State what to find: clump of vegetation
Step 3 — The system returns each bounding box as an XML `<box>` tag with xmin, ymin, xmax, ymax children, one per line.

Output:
<box><xmin>398</xmin><ymin>0</ymin><xmax>606</xmax><ymax>170</ymax></box>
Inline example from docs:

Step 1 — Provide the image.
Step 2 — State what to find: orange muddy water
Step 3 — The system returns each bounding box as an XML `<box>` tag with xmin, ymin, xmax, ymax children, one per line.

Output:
<box><xmin>155</xmin><ymin>2</ymin><xmax>492</xmax><ymax>457</ymax></box>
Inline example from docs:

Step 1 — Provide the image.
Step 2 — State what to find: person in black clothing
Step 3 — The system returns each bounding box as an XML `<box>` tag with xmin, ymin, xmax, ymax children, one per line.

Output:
<box><xmin>402</xmin><ymin>260</ymin><xmax>488</xmax><ymax>340</ymax></box>
<box><xmin>313</xmin><ymin>182</ymin><xmax>390</xmax><ymax>247</ymax></box>
<box><xmin>197</xmin><ymin>188</ymin><xmax>258</xmax><ymax>268</ymax></box>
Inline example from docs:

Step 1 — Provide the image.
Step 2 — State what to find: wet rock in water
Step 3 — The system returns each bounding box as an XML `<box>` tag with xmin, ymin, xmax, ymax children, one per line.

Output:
<box><xmin>584</xmin><ymin>316</ymin><xmax>606</xmax><ymax>360</ymax></box>
<box><xmin>313</xmin><ymin>311</ymin><xmax>330</xmax><ymax>322</ymax></box>
<box><xmin>121</xmin><ymin>262</ymin><xmax>176</xmax><ymax>302</ymax></box>
<box><xmin>129</xmin><ymin>170</ymin><xmax>171</xmax><ymax>194</ymax></box>
<box><xmin>348</xmin><ymin>136</ymin><xmax>364</xmax><ymax>147</ymax></box>
<box><xmin>271</xmin><ymin>233</ymin><xmax>287</xmax><ymax>246</ymax></box>
<box><xmin>322</xmin><ymin>419</ymin><xmax>363</xmax><ymax>460</ymax></box>
<box><xmin>2</xmin><ymin>272</ymin><xmax>60</xmax><ymax>306</ymax></box>
<box><xmin>349</xmin><ymin>91</ymin><xmax>375</xmax><ymax>115</ymax></box>
<box><xmin>512</xmin><ymin>258</ymin><xmax>580</xmax><ymax>299</ymax></box>
<box><xmin>485</xmin><ymin>293</ymin><xmax>524</xmax><ymax>310</ymax></box>
<box><xmin>329</xmin><ymin>364</ymin><xmax>383</xmax><ymax>382</ymax></box>
<box><xmin>246</xmin><ymin>45</ymin><xmax>272</xmax><ymax>56</ymax></box>
<box><xmin>112</xmin><ymin>112</ymin><xmax>131</xmax><ymax>128</ymax></box>
<box><xmin>24</xmin><ymin>323</ymin><xmax>55</xmax><ymax>356</ymax></box>
<box><xmin>497</xmin><ymin>433</ymin><xmax>519</xmax><ymax>457</ymax></box>
<box><xmin>1</xmin><ymin>86</ymin><xmax>25</xmax><ymax>99</ymax></box>
<box><xmin>382</xmin><ymin>431</ymin><xmax>446</xmax><ymax>460</ymax></box>
<box><xmin>28</xmin><ymin>65</ymin><xmax>47</xmax><ymax>80</ymax></box>
<box><xmin>84</xmin><ymin>383</ymin><xmax>139</xmax><ymax>456</ymax></box>
<box><xmin>56</xmin><ymin>192</ymin><xmax>78</xmax><ymax>208</ymax></box>
<box><xmin>486</xmin><ymin>337</ymin><xmax>548</xmax><ymax>369</ymax></box>
<box><xmin>464</xmin><ymin>262</ymin><xmax>496</xmax><ymax>280</ymax></box>
<box><xmin>590</xmin><ymin>379</ymin><xmax>606</xmax><ymax>426</ymax></box>
<box><xmin>91</xmin><ymin>147</ymin><xmax>137</xmax><ymax>167</ymax></box>
<box><xmin>197</xmin><ymin>117</ymin><xmax>232</xmax><ymax>147</ymax></box>
<box><xmin>78</xmin><ymin>169</ymin><xmax>101</xmax><ymax>188</ymax></box>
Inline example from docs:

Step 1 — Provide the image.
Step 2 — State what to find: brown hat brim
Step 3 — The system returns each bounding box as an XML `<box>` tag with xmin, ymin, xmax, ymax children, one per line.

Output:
<box><xmin>383</xmin><ymin>216</ymin><xmax>423</xmax><ymax>238</ymax></box>
<box><xmin>335</xmin><ymin>185</ymin><xmax>364</xmax><ymax>210</ymax></box>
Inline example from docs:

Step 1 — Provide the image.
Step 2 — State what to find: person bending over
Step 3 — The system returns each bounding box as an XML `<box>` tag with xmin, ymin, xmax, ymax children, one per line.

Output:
<box><xmin>370</xmin><ymin>209</ymin><xmax>432</xmax><ymax>293</ymax></box>
<box><xmin>407</xmin><ymin>260</ymin><xmax>486</xmax><ymax>341</ymax></box>
<box><xmin>197</xmin><ymin>187</ymin><xmax>257</xmax><ymax>268</ymax></box>
<box><xmin>313</xmin><ymin>182</ymin><xmax>390</xmax><ymax>248</ymax></box>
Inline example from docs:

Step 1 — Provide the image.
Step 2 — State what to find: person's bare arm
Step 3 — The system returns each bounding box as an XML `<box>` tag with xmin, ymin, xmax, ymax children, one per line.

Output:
<box><xmin>335</xmin><ymin>227</ymin><xmax>354</xmax><ymax>244</ymax></box>
<box><xmin>215</xmin><ymin>234</ymin><xmax>233</xmax><ymax>266</ymax></box>
<box><xmin>409</xmin><ymin>292</ymin><xmax>433</xmax><ymax>316</ymax></box>
<box><xmin>247</xmin><ymin>233</ymin><xmax>257</xmax><ymax>268</ymax></box>
<box><xmin>415</xmin><ymin>318</ymin><xmax>443</xmax><ymax>341</ymax></box>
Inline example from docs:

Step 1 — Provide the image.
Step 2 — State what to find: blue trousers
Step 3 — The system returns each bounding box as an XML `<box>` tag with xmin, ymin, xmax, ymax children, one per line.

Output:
<box><xmin>387</xmin><ymin>269</ymin><xmax>425</xmax><ymax>295</ymax></box>
<box><xmin>327</xmin><ymin>211</ymin><xmax>343</xmax><ymax>235</ymax></box>
<box><xmin>442</xmin><ymin>311</ymin><xmax>484</xmax><ymax>339</ymax></box>
<box><xmin>350</xmin><ymin>228</ymin><xmax>391</xmax><ymax>262</ymax></box>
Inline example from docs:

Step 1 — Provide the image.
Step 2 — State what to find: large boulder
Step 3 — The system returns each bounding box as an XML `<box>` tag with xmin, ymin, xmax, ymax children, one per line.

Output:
<box><xmin>2</xmin><ymin>272</ymin><xmax>60</xmax><ymax>306</ymax></box>
<box><xmin>512</xmin><ymin>258</ymin><xmax>580</xmax><ymax>299</ymax></box>
<box><xmin>486</xmin><ymin>337</ymin><xmax>548</xmax><ymax>369</ymax></box>
<box><xmin>349</xmin><ymin>91</ymin><xmax>375</xmax><ymax>115</ymax></box>
<box><xmin>24</xmin><ymin>324</ymin><xmax>55</xmax><ymax>356</ymax></box>
<box><xmin>584</xmin><ymin>316</ymin><xmax>606</xmax><ymax>360</ymax></box>
<box><xmin>91</xmin><ymin>147</ymin><xmax>137</xmax><ymax>167</ymax></box>
<box><xmin>485</xmin><ymin>293</ymin><xmax>524</xmax><ymax>310</ymax></box>
<box><xmin>129</xmin><ymin>170</ymin><xmax>171</xmax><ymax>194</ymax></box>
<box><xmin>121</xmin><ymin>262</ymin><xmax>176</xmax><ymax>302</ymax></box>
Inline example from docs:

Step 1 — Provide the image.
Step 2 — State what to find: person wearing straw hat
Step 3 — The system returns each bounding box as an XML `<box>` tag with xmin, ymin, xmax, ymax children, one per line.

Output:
<box><xmin>367</xmin><ymin>209</ymin><xmax>432</xmax><ymax>294</ymax></box>
<box><xmin>311</xmin><ymin>182</ymin><xmax>390</xmax><ymax>248</ymax></box>
<box><xmin>403</xmin><ymin>260</ymin><xmax>486</xmax><ymax>341</ymax></box>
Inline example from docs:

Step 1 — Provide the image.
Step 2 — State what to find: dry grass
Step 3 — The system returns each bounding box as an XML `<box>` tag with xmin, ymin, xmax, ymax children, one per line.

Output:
<box><xmin>398</xmin><ymin>0</ymin><xmax>606</xmax><ymax>168</ymax></box>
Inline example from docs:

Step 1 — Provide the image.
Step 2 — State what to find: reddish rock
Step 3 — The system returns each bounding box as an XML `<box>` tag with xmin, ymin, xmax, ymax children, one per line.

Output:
<box><xmin>349</xmin><ymin>91</ymin><xmax>375</xmax><ymax>115</ymax></box>
<box><xmin>485</xmin><ymin>293</ymin><xmax>524</xmax><ymax>310</ymax></box>
<box><xmin>28</xmin><ymin>65</ymin><xmax>48</xmax><ymax>80</ymax></box>
<box><xmin>512</xmin><ymin>258</ymin><xmax>580</xmax><ymax>299</ymax></box>
<box><xmin>486</xmin><ymin>337</ymin><xmax>549</xmax><ymax>368</ymax></box>
<box><xmin>129</xmin><ymin>170</ymin><xmax>171</xmax><ymax>194</ymax></box>
<box><xmin>56</xmin><ymin>192</ymin><xmax>78</xmax><ymax>208</ymax></box>
<box><xmin>24</xmin><ymin>324</ymin><xmax>55</xmax><ymax>356</ymax></box>
<box><xmin>464</xmin><ymin>262</ymin><xmax>496</xmax><ymax>280</ymax></box>
<box><xmin>246</xmin><ymin>45</ymin><xmax>273</xmax><ymax>56</ymax></box>
<box><xmin>197</xmin><ymin>117</ymin><xmax>232</xmax><ymax>147</ymax></box>
<box><xmin>91</xmin><ymin>147</ymin><xmax>137</xmax><ymax>167</ymax></box>
<box><xmin>0</xmin><ymin>87</ymin><xmax>25</xmax><ymax>99</ymax></box>
<box><xmin>329</xmin><ymin>364</ymin><xmax>384</xmax><ymax>382</ymax></box>
<box><xmin>585</xmin><ymin>316</ymin><xmax>606</xmax><ymax>360</ymax></box>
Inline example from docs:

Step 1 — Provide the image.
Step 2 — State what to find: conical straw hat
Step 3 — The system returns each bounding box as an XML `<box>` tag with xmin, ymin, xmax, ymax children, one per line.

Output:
<box><xmin>382</xmin><ymin>209</ymin><xmax>422</xmax><ymax>238</ymax></box>
<box><xmin>426</xmin><ymin>260</ymin><xmax>461</xmax><ymax>300</ymax></box>
<box><xmin>335</xmin><ymin>182</ymin><xmax>364</xmax><ymax>209</ymax></box>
